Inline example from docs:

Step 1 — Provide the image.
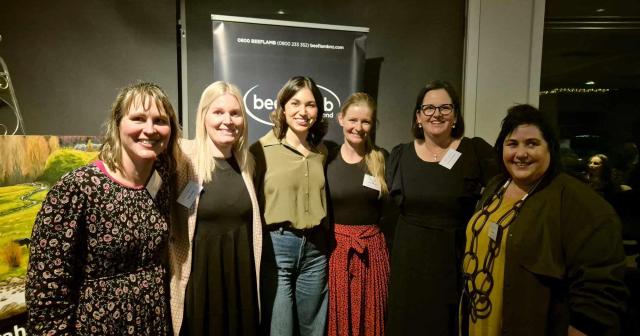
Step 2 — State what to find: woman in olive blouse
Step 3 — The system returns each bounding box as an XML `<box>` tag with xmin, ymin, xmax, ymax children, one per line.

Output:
<box><xmin>250</xmin><ymin>76</ymin><xmax>329</xmax><ymax>336</ymax></box>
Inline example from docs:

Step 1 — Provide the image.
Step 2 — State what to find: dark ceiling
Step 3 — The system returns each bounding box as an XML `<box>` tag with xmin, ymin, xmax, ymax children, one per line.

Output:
<box><xmin>541</xmin><ymin>0</ymin><xmax>640</xmax><ymax>90</ymax></box>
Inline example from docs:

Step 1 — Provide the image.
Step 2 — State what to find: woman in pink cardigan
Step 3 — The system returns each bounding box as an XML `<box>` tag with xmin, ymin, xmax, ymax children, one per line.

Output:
<box><xmin>168</xmin><ymin>81</ymin><xmax>262</xmax><ymax>335</ymax></box>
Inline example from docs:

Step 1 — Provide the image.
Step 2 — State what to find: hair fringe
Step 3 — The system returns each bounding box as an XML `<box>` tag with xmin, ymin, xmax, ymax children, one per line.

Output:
<box><xmin>99</xmin><ymin>81</ymin><xmax>181</xmax><ymax>175</ymax></box>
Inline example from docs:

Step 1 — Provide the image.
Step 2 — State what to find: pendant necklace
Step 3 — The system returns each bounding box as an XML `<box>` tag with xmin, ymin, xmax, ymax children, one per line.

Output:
<box><xmin>424</xmin><ymin>139</ymin><xmax>451</xmax><ymax>161</ymax></box>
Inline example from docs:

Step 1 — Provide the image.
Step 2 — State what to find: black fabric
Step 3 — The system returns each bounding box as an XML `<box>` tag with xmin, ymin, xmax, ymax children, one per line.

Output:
<box><xmin>181</xmin><ymin>157</ymin><xmax>258</xmax><ymax>336</ymax></box>
<box><xmin>326</xmin><ymin>151</ymin><xmax>381</xmax><ymax>225</ymax></box>
<box><xmin>385</xmin><ymin>138</ymin><xmax>497</xmax><ymax>336</ymax></box>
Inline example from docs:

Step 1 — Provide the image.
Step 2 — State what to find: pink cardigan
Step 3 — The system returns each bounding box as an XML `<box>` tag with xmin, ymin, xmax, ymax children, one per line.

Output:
<box><xmin>168</xmin><ymin>139</ymin><xmax>262</xmax><ymax>335</ymax></box>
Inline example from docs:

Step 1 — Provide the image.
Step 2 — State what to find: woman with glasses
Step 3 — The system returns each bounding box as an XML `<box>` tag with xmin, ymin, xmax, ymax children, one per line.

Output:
<box><xmin>460</xmin><ymin>104</ymin><xmax>626</xmax><ymax>335</ymax></box>
<box><xmin>385</xmin><ymin>80</ymin><xmax>498</xmax><ymax>335</ymax></box>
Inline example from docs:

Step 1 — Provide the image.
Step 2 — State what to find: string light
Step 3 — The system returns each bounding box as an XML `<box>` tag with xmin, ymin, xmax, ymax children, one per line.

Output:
<box><xmin>539</xmin><ymin>88</ymin><xmax>611</xmax><ymax>95</ymax></box>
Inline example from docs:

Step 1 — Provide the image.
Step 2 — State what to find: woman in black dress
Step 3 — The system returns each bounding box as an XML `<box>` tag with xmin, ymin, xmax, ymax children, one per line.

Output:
<box><xmin>385</xmin><ymin>80</ymin><xmax>497</xmax><ymax>335</ymax></box>
<box><xmin>169</xmin><ymin>81</ymin><xmax>262</xmax><ymax>335</ymax></box>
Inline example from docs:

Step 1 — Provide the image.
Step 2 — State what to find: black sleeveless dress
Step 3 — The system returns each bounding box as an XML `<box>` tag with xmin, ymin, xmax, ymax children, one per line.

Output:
<box><xmin>181</xmin><ymin>157</ymin><xmax>258</xmax><ymax>336</ymax></box>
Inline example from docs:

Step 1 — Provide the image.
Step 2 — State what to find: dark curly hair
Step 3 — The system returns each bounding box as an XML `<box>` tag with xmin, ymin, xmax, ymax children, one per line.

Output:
<box><xmin>494</xmin><ymin>104</ymin><xmax>560</xmax><ymax>179</ymax></box>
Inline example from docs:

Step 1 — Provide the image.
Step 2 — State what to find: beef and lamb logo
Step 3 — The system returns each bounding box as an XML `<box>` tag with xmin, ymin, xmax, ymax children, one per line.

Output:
<box><xmin>243</xmin><ymin>84</ymin><xmax>341</xmax><ymax>126</ymax></box>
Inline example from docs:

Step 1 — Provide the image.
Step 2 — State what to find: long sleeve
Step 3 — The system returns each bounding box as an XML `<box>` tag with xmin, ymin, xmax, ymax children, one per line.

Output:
<box><xmin>561</xmin><ymin>182</ymin><xmax>628</xmax><ymax>335</ymax></box>
<box><xmin>470</xmin><ymin>136</ymin><xmax>499</xmax><ymax>185</ymax></box>
<box><xmin>385</xmin><ymin>144</ymin><xmax>404</xmax><ymax>207</ymax></box>
<box><xmin>26</xmin><ymin>174</ymin><xmax>85</xmax><ymax>335</ymax></box>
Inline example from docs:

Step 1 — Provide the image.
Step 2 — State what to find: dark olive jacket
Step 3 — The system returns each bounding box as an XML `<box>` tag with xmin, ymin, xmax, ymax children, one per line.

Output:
<box><xmin>461</xmin><ymin>173</ymin><xmax>628</xmax><ymax>335</ymax></box>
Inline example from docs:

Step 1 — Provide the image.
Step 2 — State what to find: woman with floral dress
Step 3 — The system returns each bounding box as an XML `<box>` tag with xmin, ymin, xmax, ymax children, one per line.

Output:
<box><xmin>26</xmin><ymin>82</ymin><xmax>181</xmax><ymax>335</ymax></box>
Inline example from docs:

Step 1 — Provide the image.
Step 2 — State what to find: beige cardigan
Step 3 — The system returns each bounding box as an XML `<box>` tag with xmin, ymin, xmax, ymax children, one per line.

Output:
<box><xmin>168</xmin><ymin>139</ymin><xmax>262</xmax><ymax>335</ymax></box>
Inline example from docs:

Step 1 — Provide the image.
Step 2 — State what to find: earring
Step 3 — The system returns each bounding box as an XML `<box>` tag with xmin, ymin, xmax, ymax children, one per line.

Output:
<box><xmin>452</xmin><ymin>123</ymin><xmax>456</xmax><ymax>129</ymax></box>
<box><xmin>418</xmin><ymin>123</ymin><xmax>423</xmax><ymax>128</ymax></box>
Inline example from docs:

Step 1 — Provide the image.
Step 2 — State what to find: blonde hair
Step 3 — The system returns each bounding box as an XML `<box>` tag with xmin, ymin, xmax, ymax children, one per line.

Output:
<box><xmin>340</xmin><ymin>92</ymin><xmax>388</xmax><ymax>196</ymax></box>
<box><xmin>193</xmin><ymin>81</ymin><xmax>250</xmax><ymax>183</ymax></box>
<box><xmin>100</xmin><ymin>81</ymin><xmax>181</xmax><ymax>173</ymax></box>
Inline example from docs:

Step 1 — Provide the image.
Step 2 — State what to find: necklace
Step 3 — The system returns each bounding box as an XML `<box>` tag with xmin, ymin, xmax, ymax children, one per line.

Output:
<box><xmin>422</xmin><ymin>139</ymin><xmax>452</xmax><ymax>161</ymax></box>
<box><xmin>462</xmin><ymin>178</ymin><xmax>541</xmax><ymax>322</ymax></box>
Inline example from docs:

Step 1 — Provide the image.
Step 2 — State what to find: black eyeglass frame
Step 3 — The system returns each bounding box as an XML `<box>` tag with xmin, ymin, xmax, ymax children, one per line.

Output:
<box><xmin>417</xmin><ymin>104</ymin><xmax>455</xmax><ymax>116</ymax></box>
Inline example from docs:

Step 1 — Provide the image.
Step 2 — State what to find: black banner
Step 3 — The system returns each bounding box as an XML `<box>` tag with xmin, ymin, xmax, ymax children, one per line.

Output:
<box><xmin>210</xmin><ymin>15</ymin><xmax>368</xmax><ymax>143</ymax></box>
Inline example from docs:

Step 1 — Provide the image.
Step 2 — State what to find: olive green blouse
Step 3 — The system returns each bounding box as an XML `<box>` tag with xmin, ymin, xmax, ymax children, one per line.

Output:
<box><xmin>250</xmin><ymin>131</ymin><xmax>327</xmax><ymax>230</ymax></box>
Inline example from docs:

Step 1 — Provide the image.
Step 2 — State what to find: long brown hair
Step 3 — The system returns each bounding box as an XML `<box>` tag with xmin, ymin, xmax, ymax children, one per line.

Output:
<box><xmin>270</xmin><ymin>76</ymin><xmax>328</xmax><ymax>147</ymax></box>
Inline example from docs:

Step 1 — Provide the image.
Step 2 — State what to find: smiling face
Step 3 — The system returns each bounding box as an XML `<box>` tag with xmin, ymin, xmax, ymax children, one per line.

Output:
<box><xmin>283</xmin><ymin>87</ymin><xmax>318</xmax><ymax>137</ymax></box>
<box><xmin>502</xmin><ymin>124</ymin><xmax>551</xmax><ymax>189</ymax></box>
<box><xmin>119</xmin><ymin>95</ymin><xmax>171</xmax><ymax>166</ymax></box>
<box><xmin>339</xmin><ymin>103</ymin><xmax>373</xmax><ymax>149</ymax></box>
<box><xmin>416</xmin><ymin>88</ymin><xmax>456</xmax><ymax>139</ymax></box>
<box><xmin>204</xmin><ymin>93</ymin><xmax>244</xmax><ymax>157</ymax></box>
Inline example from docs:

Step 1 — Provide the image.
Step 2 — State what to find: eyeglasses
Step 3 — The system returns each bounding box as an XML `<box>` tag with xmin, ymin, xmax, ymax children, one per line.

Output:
<box><xmin>418</xmin><ymin>104</ymin><xmax>454</xmax><ymax>116</ymax></box>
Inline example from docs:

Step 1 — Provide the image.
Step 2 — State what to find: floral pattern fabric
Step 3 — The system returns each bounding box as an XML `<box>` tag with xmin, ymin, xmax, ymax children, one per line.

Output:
<box><xmin>26</xmin><ymin>162</ymin><xmax>170</xmax><ymax>335</ymax></box>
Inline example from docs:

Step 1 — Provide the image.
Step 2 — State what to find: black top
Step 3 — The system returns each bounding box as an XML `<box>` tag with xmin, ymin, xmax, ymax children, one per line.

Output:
<box><xmin>401</xmin><ymin>144</ymin><xmax>467</xmax><ymax>226</ymax></box>
<box><xmin>387</xmin><ymin>137</ymin><xmax>499</xmax><ymax>224</ymax></box>
<box><xmin>327</xmin><ymin>152</ymin><xmax>381</xmax><ymax>225</ymax></box>
<box><xmin>182</xmin><ymin>157</ymin><xmax>258</xmax><ymax>336</ymax></box>
<box><xmin>194</xmin><ymin>158</ymin><xmax>252</xmax><ymax>233</ymax></box>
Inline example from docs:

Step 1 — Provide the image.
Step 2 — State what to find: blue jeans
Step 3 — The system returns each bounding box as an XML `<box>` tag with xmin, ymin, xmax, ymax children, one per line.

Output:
<box><xmin>262</xmin><ymin>227</ymin><xmax>328</xmax><ymax>336</ymax></box>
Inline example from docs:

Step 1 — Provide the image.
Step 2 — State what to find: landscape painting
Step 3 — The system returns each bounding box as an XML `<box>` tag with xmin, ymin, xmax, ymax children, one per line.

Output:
<box><xmin>0</xmin><ymin>135</ymin><xmax>100</xmax><ymax>332</ymax></box>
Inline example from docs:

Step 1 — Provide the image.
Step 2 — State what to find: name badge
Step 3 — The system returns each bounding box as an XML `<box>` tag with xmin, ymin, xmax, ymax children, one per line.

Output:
<box><xmin>439</xmin><ymin>149</ymin><xmax>461</xmax><ymax>170</ymax></box>
<box><xmin>177</xmin><ymin>181</ymin><xmax>203</xmax><ymax>208</ymax></box>
<box><xmin>362</xmin><ymin>174</ymin><xmax>381</xmax><ymax>191</ymax></box>
<box><xmin>488</xmin><ymin>222</ymin><xmax>500</xmax><ymax>241</ymax></box>
<box><xmin>145</xmin><ymin>170</ymin><xmax>163</xmax><ymax>199</ymax></box>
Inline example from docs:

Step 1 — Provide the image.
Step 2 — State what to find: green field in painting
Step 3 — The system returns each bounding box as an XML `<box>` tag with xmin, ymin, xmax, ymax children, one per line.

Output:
<box><xmin>40</xmin><ymin>148</ymin><xmax>98</xmax><ymax>184</ymax></box>
<box><xmin>0</xmin><ymin>148</ymin><xmax>97</xmax><ymax>281</ymax></box>
<box><xmin>0</xmin><ymin>184</ymin><xmax>48</xmax><ymax>281</ymax></box>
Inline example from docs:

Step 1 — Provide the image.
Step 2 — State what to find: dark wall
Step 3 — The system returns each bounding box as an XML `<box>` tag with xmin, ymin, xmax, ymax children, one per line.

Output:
<box><xmin>183</xmin><ymin>0</ymin><xmax>466</xmax><ymax>149</ymax></box>
<box><xmin>0</xmin><ymin>0</ymin><xmax>465</xmax><ymax>149</ymax></box>
<box><xmin>0</xmin><ymin>0</ymin><xmax>178</xmax><ymax>136</ymax></box>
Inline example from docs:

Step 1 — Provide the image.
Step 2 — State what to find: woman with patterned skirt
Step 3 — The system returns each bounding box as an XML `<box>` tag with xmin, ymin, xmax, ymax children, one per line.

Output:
<box><xmin>326</xmin><ymin>93</ymin><xmax>389</xmax><ymax>336</ymax></box>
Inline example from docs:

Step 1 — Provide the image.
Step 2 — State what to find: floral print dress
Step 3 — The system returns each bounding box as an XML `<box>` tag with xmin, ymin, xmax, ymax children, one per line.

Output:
<box><xmin>26</xmin><ymin>161</ymin><xmax>170</xmax><ymax>335</ymax></box>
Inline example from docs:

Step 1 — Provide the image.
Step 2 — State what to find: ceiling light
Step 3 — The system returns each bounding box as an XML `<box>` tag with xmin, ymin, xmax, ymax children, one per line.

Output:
<box><xmin>596</xmin><ymin>8</ymin><xmax>606</xmax><ymax>13</ymax></box>
<box><xmin>277</xmin><ymin>10</ymin><xmax>286</xmax><ymax>15</ymax></box>
<box><xmin>585</xmin><ymin>81</ymin><xmax>595</xmax><ymax>85</ymax></box>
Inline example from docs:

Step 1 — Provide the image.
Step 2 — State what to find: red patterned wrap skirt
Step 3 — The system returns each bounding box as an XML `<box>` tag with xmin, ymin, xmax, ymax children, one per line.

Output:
<box><xmin>328</xmin><ymin>224</ymin><xmax>390</xmax><ymax>336</ymax></box>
